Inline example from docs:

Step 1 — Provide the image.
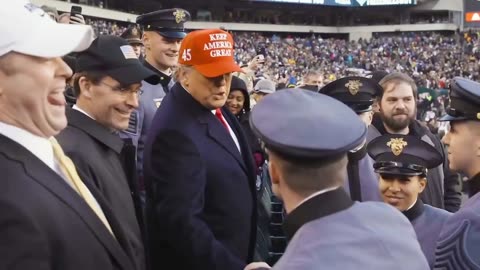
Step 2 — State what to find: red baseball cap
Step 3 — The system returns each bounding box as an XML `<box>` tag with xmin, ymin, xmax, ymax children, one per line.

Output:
<box><xmin>178</xmin><ymin>29</ymin><xmax>243</xmax><ymax>78</ymax></box>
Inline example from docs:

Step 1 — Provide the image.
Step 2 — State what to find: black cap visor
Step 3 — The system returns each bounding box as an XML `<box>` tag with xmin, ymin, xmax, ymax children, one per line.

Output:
<box><xmin>374</xmin><ymin>161</ymin><xmax>426</xmax><ymax>176</ymax></box>
<box><xmin>126</xmin><ymin>38</ymin><xmax>143</xmax><ymax>46</ymax></box>
<box><xmin>155</xmin><ymin>30</ymin><xmax>186</xmax><ymax>39</ymax></box>
<box><xmin>438</xmin><ymin>107</ymin><xmax>478</xmax><ymax>122</ymax></box>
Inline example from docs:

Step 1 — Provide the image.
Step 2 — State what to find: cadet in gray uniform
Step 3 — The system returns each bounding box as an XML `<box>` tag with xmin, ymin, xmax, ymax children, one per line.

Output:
<box><xmin>319</xmin><ymin>76</ymin><xmax>382</xmax><ymax>201</ymax></box>
<box><xmin>121</xmin><ymin>9</ymin><xmax>190</xmax><ymax>180</ymax></box>
<box><xmin>434</xmin><ymin>77</ymin><xmax>480</xmax><ymax>270</ymax></box>
<box><xmin>246</xmin><ymin>88</ymin><xmax>429</xmax><ymax>270</ymax></box>
<box><xmin>368</xmin><ymin>134</ymin><xmax>451</xmax><ymax>268</ymax></box>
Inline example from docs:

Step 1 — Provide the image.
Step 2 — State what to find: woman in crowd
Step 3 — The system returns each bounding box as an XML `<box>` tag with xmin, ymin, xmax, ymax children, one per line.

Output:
<box><xmin>226</xmin><ymin>76</ymin><xmax>264</xmax><ymax>170</ymax></box>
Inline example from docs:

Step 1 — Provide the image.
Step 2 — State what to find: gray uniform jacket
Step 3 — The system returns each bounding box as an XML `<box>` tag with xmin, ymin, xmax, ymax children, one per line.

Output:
<box><xmin>403</xmin><ymin>200</ymin><xmax>451</xmax><ymax>268</ymax></box>
<box><xmin>434</xmin><ymin>173</ymin><xmax>480</xmax><ymax>270</ymax></box>
<box><xmin>120</xmin><ymin>61</ymin><xmax>171</xmax><ymax>178</ymax></box>
<box><xmin>273</xmin><ymin>188</ymin><xmax>429</xmax><ymax>270</ymax></box>
<box><xmin>368</xmin><ymin>116</ymin><xmax>461</xmax><ymax>212</ymax></box>
<box><xmin>344</xmin><ymin>144</ymin><xmax>382</xmax><ymax>202</ymax></box>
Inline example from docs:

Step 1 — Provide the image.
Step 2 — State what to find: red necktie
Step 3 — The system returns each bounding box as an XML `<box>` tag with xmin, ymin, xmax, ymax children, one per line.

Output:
<box><xmin>215</xmin><ymin>108</ymin><xmax>229</xmax><ymax>131</ymax></box>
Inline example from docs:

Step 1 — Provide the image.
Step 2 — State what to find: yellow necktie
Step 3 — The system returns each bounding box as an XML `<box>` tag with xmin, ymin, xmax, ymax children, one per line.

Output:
<box><xmin>49</xmin><ymin>137</ymin><xmax>115</xmax><ymax>237</ymax></box>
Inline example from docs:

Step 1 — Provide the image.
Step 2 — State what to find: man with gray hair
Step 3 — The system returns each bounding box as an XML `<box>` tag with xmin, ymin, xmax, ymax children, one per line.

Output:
<box><xmin>299</xmin><ymin>70</ymin><xmax>323</xmax><ymax>92</ymax></box>
<box><xmin>0</xmin><ymin>2</ymin><xmax>136</xmax><ymax>269</ymax></box>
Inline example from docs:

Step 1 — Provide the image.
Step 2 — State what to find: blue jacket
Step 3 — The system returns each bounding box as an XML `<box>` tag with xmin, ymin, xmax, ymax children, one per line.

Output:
<box><xmin>143</xmin><ymin>83</ymin><xmax>257</xmax><ymax>270</ymax></box>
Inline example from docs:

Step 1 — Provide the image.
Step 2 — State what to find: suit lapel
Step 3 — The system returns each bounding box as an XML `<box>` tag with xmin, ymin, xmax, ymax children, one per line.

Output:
<box><xmin>201</xmin><ymin>112</ymin><xmax>247</xmax><ymax>172</ymax></box>
<box><xmin>0</xmin><ymin>135</ymin><xmax>134</xmax><ymax>270</ymax></box>
<box><xmin>222</xmin><ymin>108</ymin><xmax>256</xmax><ymax>176</ymax></box>
<box><xmin>172</xmin><ymin>84</ymin><xmax>248</xmax><ymax>173</ymax></box>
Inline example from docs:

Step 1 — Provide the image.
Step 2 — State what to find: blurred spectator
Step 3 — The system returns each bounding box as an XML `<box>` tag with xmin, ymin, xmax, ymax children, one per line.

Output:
<box><xmin>299</xmin><ymin>70</ymin><xmax>323</xmax><ymax>92</ymax></box>
<box><xmin>120</xmin><ymin>26</ymin><xmax>144</xmax><ymax>58</ymax></box>
<box><xmin>40</xmin><ymin>5</ymin><xmax>58</xmax><ymax>21</ymax></box>
<box><xmin>251</xmin><ymin>79</ymin><xmax>276</xmax><ymax>108</ymax></box>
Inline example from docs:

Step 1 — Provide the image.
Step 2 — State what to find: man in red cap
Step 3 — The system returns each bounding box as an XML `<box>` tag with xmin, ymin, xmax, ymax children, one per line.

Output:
<box><xmin>143</xmin><ymin>29</ymin><xmax>257</xmax><ymax>270</ymax></box>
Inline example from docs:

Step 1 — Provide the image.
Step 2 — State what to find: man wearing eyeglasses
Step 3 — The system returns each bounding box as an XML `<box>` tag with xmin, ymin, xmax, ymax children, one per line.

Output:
<box><xmin>56</xmin><ymin>35</ymin><xmax>159</xmax><ymax>270</ymax></box>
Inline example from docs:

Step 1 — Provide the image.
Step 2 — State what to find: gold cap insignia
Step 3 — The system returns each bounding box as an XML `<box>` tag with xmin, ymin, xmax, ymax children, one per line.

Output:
<box><xmin>173</xmin><ymin>9</ymin><xmax>186</xmax><ymax>24</ymax></box>
<box><xmin>386</xmin><ymin>138</ymin><xmax>408</xmax><ymax>156</ymax></box>
<box><xmin>345</xmin><ymin>80</ymin><xmax>362</xmax><ymax>95</ymax></box>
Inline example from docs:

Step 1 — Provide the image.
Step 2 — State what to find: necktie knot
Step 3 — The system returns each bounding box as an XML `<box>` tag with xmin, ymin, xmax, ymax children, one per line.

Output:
<box><xmin>215</xmin><ymin>108</ymin><xmax>229</xmax><ymax>131</ymax></box>
<box><xmin>49</xmin><ymin>137</ymin><xmax>65</xmax><ymax>160</ymax></box>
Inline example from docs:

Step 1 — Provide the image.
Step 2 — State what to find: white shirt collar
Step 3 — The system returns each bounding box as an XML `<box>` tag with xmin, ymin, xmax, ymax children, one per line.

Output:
<box><xmin>0</xmin><ymin>121</ymin><xmax>56</xmax><ymax>170</ymax></box>
<box><xmin>406</xmin><ymin>199</ymin><xmax>417</xmax><ymax>211</ymax></box>
<box><xmin>73</xmin><ymin>104</ymin><xmax>95</xmax><ymax>120</ymax></box>
<box><xmin>293</xmin><ymin>186</ymin><xmax>341</xmax><ymax>211</ymax></box>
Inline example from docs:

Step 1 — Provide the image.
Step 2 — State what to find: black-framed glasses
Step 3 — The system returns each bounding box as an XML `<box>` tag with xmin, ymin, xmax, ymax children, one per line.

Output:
<box><xmin>99</xmin><ymin>81</ymin><xmax>144</xmax><ymax>96</ymax></box>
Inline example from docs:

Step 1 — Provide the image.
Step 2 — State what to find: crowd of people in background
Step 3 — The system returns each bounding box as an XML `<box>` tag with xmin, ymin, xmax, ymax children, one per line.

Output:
<box><xmin>4</xmin><ymin>2</ymin><xmax>480</xmax><ymax>269</ymax></box>
<box><xmin>43</xmin><ymin>9</ymin><xmax>477</xmax><ymax>138</ymax></box>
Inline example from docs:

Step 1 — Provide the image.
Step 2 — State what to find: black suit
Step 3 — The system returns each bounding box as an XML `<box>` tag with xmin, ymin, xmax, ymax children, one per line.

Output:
<box><xmin>144</xmin><ymin>83</ymin><xmax>257</xmax><ymax>270</ymax></box>
<box><xmin>0</xmin><ymin>134</ymin><xmax>134</xmax><ymax>270</ymax></box>
<box><xmin>56</xmin><ymin>108</ymin><xmax>145</xmax><ymax>270</ymax></box>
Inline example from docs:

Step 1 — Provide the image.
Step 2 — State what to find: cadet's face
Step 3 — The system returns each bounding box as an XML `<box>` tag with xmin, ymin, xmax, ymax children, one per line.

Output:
<box><xmin>0</xmin><ymin>53</ymin><xmax>72</xmax><ymax>138</ymax></box>
<box><xmin>379</xmin><ymin>82</ymin><xmax>416</xmax><ymax>132</ymax></box>
<box><xmin>226</xmin><ymin>89</ymin><xmax>245</xmax><ymax>115</ymax></box>
<box><xmin>379</xmin><ymin>174</ymin><xmax>426</xmax><ymax>211</ymax></box>
<box><xmin>442</xmin><ymin>121</ymin><xmax>480</xmax><ymax>177</ymax></box>
<box><xmin>183</xmin><ymin>67</ymin><xmax>232</xmax><ymax>110</ymax></box>
<box><xmin>131</xmin><ymin>44</ymin><xmax>143</xmax><ymax>58</ymax></box>
<box><xmin>80</xmin><ymin>76</ymin><xmax>140</xmax><ymax>131</ymax></box>
<box><xmin>144</xmin><ymin>32</ymin><xmax>182</xmax><ymax>70</ymax></box>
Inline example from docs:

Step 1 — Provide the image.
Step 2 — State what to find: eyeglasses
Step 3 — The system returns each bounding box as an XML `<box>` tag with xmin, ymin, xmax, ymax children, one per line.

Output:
<box><xmin>99</xmin><ymin>81</ymin><xmax>144</xmax><ymax>96</ymax></box>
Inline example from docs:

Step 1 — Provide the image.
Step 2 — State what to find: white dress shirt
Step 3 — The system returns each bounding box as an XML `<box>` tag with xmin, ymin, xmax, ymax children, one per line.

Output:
<box><xmin>0</xmin><ymin>121</ymin><xmax>58</xmax><ymax>172</ymax></box>
<box><xmin>73</xmin><ymin>104</ymin><xmax>95</xmax><ymax>119</ymax></box>
<box><xmin>211</xmin><ymin>109</ymin><xmax>241</xmax><ymax>153</ymax></box>
<box><xmin>182</xmin><ymin>86</ymin><xmax>241</xmax><ymax>153</ymax></box>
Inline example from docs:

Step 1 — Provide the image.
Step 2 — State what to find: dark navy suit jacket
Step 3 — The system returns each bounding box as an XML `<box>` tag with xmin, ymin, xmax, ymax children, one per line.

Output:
<box><xmin>0</xmin><ymin>134</ymin><xmax>135</xmax><ymax>270</ymax></box>
<box><xmin>143</xmin><ymin>83</ymin><xmax>257</xmax><ymax>270</ymax></box>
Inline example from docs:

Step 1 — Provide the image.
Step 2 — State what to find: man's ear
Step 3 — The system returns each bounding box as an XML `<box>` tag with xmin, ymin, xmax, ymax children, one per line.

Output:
<box><xmin>268</xmin><ymin>152</ymin><xmax>284</xmax><ymax>199</ymax></box>
<box><xmin>143</xmin><ymin>32</ymin><xmax>151</xmax><ymax>49</ymax></box>
<box><xmin>78</xmin><ymin>76</ymin><xmax>93</xmax><ymax>99</ymax></box>
<box><xmin>269</xmin><ymin>159</ymin><xmax>280</xmax><ymax>186</ymax></box>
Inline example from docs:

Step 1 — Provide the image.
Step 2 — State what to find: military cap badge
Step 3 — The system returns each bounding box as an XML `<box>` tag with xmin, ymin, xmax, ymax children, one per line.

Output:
<box><xmin>173</xmin><ymin>9</ymin><xmax>186</xmax><ymax>24</ymax></box>
<box><xmin>345</xmin><ymin>80</ymin><xmax>362</xmax><ymax>95</ymax></box>
<box><xmin>387</xmin><ymin>138</ymin><xmax>408</xmax><ymax>156</ymax></box>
